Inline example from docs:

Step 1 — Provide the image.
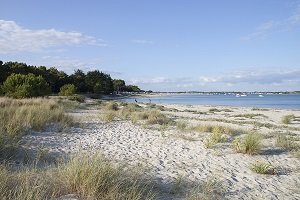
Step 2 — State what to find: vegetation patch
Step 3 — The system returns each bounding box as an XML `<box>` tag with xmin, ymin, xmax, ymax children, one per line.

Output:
<box><xmin>281</xmin><ymin>115</ymin><xmax>295</xmax><ymax>124</ymax></box>
<box><xmin>59</xmin><ymin>84</ymin><xmax>77</xmax><ymax>96</ymax></box>
<box><xmin>276</xmin><ymin>134</ymin><xmax>300</xmax><ymax>151</ymax></box>
<box><xmin>0</xmin><ymin>153</ymin><xmax>155</xmax><ymax>200</ymax></box>
<box><xmin>250</xmin><ymin>161</ymin><xmax>275</xmax><ymax>175</ymax></box>
<box><xmin>232</xmin><ymin>132</ymin><xmax>262</xmax><ymax>155</ymax></box>
<box><xmin>233</xmin><ymin>113</ymin><xmax>267</xmax><ymax>119</ymax></box>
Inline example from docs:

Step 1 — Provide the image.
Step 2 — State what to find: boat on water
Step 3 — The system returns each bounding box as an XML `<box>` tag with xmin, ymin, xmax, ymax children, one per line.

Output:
<box><xmin>259</xmin><ymin>94</ymin><xmax>264</xmax><ymax>97</ymax></box>
<box><xmin>240</xmin><ymin>94</ymin><xmax>247</xmax><ymax>97</ymax></box>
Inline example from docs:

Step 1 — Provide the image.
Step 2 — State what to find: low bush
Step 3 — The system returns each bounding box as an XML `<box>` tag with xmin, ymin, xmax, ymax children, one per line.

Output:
<box><xmin>59</xmin><ymin>84</ymin><xmax>77</xmax><ymax>96</ymax></box>
<box><xmin>68</xmin><ymin>94</ymin><xmax>85</xmax><ymax>103</ymax></box>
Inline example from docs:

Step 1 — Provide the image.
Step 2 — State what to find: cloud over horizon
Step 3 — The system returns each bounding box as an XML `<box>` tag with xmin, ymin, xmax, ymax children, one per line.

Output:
<box><xmin>0</xmin><ymin>20</ymin><xmax>106</xmax><ymax>54</ymax></box>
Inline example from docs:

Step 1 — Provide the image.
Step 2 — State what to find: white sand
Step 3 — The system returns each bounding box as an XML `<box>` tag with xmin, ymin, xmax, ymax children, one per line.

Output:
<box><xmin>21</xmin><ymin>101</ymin><xmax>300</xmax><ymax>199</ymax></box>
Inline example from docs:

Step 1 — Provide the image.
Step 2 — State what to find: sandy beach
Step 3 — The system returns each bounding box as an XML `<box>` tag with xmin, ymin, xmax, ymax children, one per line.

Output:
<box><xmin>20</xmin><ymin>99</ymin><xmax>300</xmax><ymax>199</ymax></box>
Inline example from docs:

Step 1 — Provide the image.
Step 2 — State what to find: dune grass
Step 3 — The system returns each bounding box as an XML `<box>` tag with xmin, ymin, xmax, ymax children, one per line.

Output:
<box><xmin>204</xmin><ymin>131</ymin><xmax>225</xmax><ymax>148</ymax></box>
<box><xmin>232</xmin><ymin>132</ymin><xmax>262</xmax><ymax>155</ymax></box>
<box><xmin>250</xmin><ymin>161</ymin><xmax>275</xmax><ymax>175</ymax></box>
<box><xmin>176</xmin><ymin>120</ymin><xmax>188</xmax><ymax>131</ymax></box>
<box><xmin>0</xmin><ymin>153</ymin><xmax>155</xmax><ymax>200</ymax></box>
<box><xmin>0</xmin><ymin>97</ymin><xmax>74</xmax><ymax>161</ymax></box>
<box><xmin>281</xmin><ymin>115</ymin><xmax>295</xmax><ymax>124</ymax></box>
<box><xmin>187</xmin><ymin>177</ymin><xmax>225</xmax><ymax>200</ymax></box>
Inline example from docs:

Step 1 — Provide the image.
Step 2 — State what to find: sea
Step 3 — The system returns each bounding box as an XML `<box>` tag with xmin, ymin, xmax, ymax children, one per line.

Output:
<box><xmin>123</xmin><ymin>94</ymin><xmax>300</xmax><ymax>109</ymax></box>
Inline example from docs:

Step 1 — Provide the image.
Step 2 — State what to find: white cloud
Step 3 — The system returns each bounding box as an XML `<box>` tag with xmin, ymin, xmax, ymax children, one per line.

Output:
<box><xmin>131</xmin><ymin>39</ymin><xmax>153</xmax><ymax>44</ymax></box>
<box><xmin>0</xmin><ymin>20</ymin><xmax>106</xmax><ymax>54</ymax></box>
<box><xmin>241</xmin><ymin>3</ymin><xmax>300</xmax><ymax>40</ymax></box>
<box><xmin>198</xmin><ymin>70</ymin><xmax>300</xmax><ymax>85</ymax></box>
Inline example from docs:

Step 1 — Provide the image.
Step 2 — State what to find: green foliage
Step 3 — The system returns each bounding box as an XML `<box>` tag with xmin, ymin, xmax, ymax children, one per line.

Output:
<box><xmin>59</xmin><ymin>84</ymin><xmax>76</xmax><ymax>96</ymax></box>
<box><xmin>113</xmin><ymin>79</ymin><xmax>126</xmax><ymax>92</ymax></box>
<box><xmin>2</xmin><ymin>73</ymin><xmax>51</xmax><ymax>98</ymax></box>
<box><xmin>86</xmin><ymin>70</ymin><xmax>114</xmax><ymax>94</ymax></box>
<box><xmin>124</xmin><ymin>85</ymin><xmax>141</xmax><ymax>92</ymax></box>
<box><xmin>0</xmin><ymin>61</ymin><xmax>142</xmax><ymax>95</ymax></box>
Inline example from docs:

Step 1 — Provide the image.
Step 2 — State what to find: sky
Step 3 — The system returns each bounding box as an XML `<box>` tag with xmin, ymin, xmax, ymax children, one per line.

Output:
<box><xmin>0</xmin><ymin>0</ymin><xmax>300</xmax><ymax>92</ymax></box>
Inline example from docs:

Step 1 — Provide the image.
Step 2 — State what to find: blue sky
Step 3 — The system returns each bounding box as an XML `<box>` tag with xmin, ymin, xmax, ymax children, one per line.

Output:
<box><xmin>0</xmin><ymin>0</ymin><xmax>300</xmax><ymax>92</ymax></box>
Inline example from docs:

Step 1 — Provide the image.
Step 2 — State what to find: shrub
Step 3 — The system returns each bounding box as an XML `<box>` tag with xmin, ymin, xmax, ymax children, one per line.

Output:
<box><xmin>2</xmin><ymin>73</ymin><xmax>51</xmax><ymax>98</ymax></box>
<box><xmin>68</xmin><ymin>94</ymin><xmax>85</xmax><ymax>103</ymax></box>
<box><xmin>250</xmin><ymin>161</ymin><xmax>275</xmax><ymax>174</ymax></box>
<box><xmin>59</xmin><ymin>84</ymin><xmax>76</xmax><ymax>96</ymax></box>
<box><xmin>281</xmin><ymin>115</ymin><xmax>295</xmax><ymax>124</ymax></box>
<box><xmin>232</xmin><ymin>133</ymin><xmax>262</xmax><ymax>155</ymax></box>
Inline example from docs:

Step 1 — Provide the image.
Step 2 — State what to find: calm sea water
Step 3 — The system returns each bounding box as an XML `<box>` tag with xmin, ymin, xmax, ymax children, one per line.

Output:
<box><xmin>123</xmin><ymin>94</ymin><xmax>300</xmax><ymax>109</ymax></box>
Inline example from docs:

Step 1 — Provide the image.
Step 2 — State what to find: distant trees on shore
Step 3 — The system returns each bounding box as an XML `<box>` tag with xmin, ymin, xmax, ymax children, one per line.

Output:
<box><xmin>0</xmin><ymin>61</ymin><xmax>141</xmax><ymax>98</ymax></box>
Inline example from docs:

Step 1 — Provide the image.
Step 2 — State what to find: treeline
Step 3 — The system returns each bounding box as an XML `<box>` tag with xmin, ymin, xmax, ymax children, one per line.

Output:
<box><xmin>0</xmin><ymin>60</ymin><xmax>142</xmax><ymax>98</ymax></box>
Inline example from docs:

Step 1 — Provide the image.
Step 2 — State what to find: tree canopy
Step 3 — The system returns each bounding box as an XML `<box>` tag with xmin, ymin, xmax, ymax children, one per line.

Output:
<box><xmin>0</xmin><ymin>60</ymin><xmax>142</xmax><ymax>97</ymax></box>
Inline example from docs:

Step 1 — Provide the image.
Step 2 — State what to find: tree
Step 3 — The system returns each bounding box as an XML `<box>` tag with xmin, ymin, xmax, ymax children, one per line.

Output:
<box><xmin>59</xmin><ymin>84</ymin><xmax>77</xmax><ymax>96</ymax></box>
<box><xmin>70</xmin><ymin>69</ymin><xmax>87</xmax><ymax>93</ymax></box>
<box><xmin>2</xmin><ymin>73</ymin><xmax>51</xmax><ymax>98</ymax></box>
<box><xmin>124</xmin><ymin>85</ymin><xmax>141</xmax><ymax>92</ymax></box>
<box><xmin>85</xmin><ymin>70</ymin><xmax>114</xmax><ymax>94</ymax></box>
<box><xmin>113</xmin><ymin>79</ymin><xmax>125</xmax><ymax>93</ymax></box>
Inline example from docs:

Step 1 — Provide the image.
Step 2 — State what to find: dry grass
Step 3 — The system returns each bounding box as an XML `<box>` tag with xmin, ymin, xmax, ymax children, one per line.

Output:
<box><xmin>0</xmin><ymin>97</ymin><xmax>74</xmax><ymax>161</ymax></box>
<box><xmin>176</xmin><ymin>120</ymin><xmax>188</xmax><ymax>131</ymax></box>
<box><xmin>204</xmin><ymin>131</ymin><xmax>225</xmax><ymax>148</ymax></box>
<box><xmin>281</xmin><ymin>115</ymin><xmax>295</xmax><ymax>124</ymax></box>
<box><xmin>101</xmin><ymin>111</ymin><xmax>117</xmax><ymax>123</ymax></box>
<box><xmin>0</xmin><ymin>153</ymin><xmax>155</xmax><ymax>200</ymax></box>
<box><xmin>146</xmin><ymin>110</ymin><xmax>172</xmax><ymax>125</ymax></box>
<box><xmin>187</xmin><ymin>177</ymin><xmax>225</xmax><ymax>200</ymax></box>
<box><xmin>0</xmin><ymin>97</ymin><xmax>73</xmax><ymax>139</ymax></box>
<box><xmin>105</xmin><ymin>102</ymin><xmax>119</xmax><ymax>111</ymax></box>
<box><xmin>232</xmin><ymin>132</ymin><xmax>262</xmax><ymax>155</ymax></box>
<box><xmin>233</xmin><ymin>113</ymin><xmax>267</xmax><ymax>119</ymax></box>
<box><xmin>276</xmin><ymin>134</ymin><xmax>299</xmax><ymax>151</ymax></box>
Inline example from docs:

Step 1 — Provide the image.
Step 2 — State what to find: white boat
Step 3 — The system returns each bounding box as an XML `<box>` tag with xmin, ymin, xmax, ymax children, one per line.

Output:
<box><xmin>240</xmin><ymin>94</ymin><xmax>247</xmax><ymax>97</ymax></box>
<box><xmin>236</xmin><ymin>94</ymin><xmax>240</xmax><ymax>97</ymax></box>
<box><xmin>259</xmin><ymin>94</ymin><xmax>264</xmax><ymax>97</ymax></box>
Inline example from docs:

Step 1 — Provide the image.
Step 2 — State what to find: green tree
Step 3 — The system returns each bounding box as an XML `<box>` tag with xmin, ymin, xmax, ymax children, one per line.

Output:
<box><xmin>113</xmin><ymin>79</ymin><xmax>126</xmax><ymax>93</ymax></box>
<box><xmin>70</xmin><ymin>69</ymin><xmax>87</xmax><ymax>93</ymax></box>
<box><xmin>124</xmin><ymin>85</ymin><xmax>141</xmax><ymax>92</ymax></box>
<box><xmin>85</xmin><ymin>70</ymin><xmax>113</xmax><ymax>94</ymax></box>
<box><xmin>2</xmin><ymin>73</ymin><xmax>51</xmax><ymax>98</ymax></box>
